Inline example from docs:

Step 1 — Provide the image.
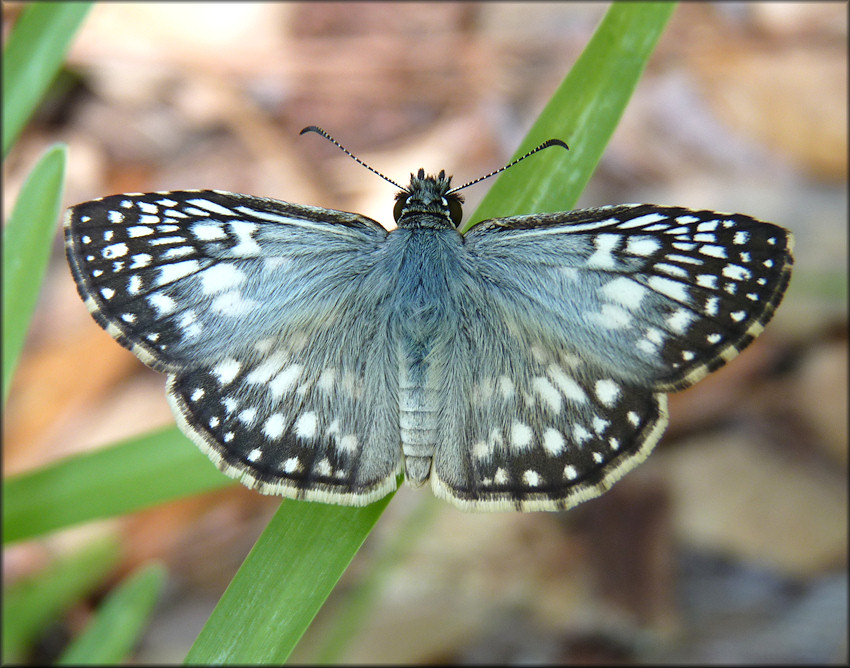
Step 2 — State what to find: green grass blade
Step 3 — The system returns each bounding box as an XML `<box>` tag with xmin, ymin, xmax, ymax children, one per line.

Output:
<box><xmin>56</xmin><ymin>563</ymin><xmax>167</xmax><ymax>665</ymax></box>
<box><xmin>461</xmin><ymin>2</ymin><xmax>676</xmax><ymax>232</ymax></box>
<box><xmin>184</xmin><ymin>497</ymin><xmax>392</xmax><ymax>664</ymax></box>
<box><xmin>183</xmin><ymin>7</ymin><xmax>676</xmax><ymax>664</ymax></box>
<box><xmin>308</xmin><ymin>498</ymin><xmax>439</xmax><ymax>664</ymax></box>
<box><xmin>2</xmin><ymin>144</ymin><xmax>67</xmax><ymax>404</ymax></box>
<box><xmin>2</xmin><ymin>2</ymin><xmax>92</xmax><ymax>156</ymax></box>
<box><xmin>3</xmin><ymin>426</ymin><xmax>233</xmax><ymax>545</ymax></box>
<box><xmin>2</xmin><ymin>538</ymin><xmax>120</xmax><ymax>664</ymax></box>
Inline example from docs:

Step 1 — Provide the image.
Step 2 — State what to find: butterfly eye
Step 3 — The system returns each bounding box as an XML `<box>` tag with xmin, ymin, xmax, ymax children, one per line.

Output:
<box><xmin>448</xmin><ymin>197</ymin><xmax>463</xmax><ymax>226</ymax></box>
<box><xmin>393</xmin><ymin>196</ymin><xmax>407</xmax><ymax>222</ymax></box>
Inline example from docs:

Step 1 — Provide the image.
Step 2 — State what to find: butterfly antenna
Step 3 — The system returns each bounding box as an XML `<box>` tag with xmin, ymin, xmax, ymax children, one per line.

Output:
<box><xmin>447</xmin><ymin>138</ymin><xmax>569</xmax><ymax>194</ymax></box>
<box><xmin>300</xmin><ymin>126</ymin><xmax>404</xmax><ymax>190</ymax></box>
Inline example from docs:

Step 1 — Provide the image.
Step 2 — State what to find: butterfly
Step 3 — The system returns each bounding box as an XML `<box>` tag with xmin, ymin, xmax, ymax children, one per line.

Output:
<box><xmin>64</xmin><ymin>127</ymin><xmax>793</xmax><ymax>511</ymax></box>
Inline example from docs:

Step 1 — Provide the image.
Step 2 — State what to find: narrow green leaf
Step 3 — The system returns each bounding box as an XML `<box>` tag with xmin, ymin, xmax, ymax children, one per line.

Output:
<box><xmin>461</xmin><ymin>2</ymin><xmax>676</xmax><ymax>232</ymax></box>
<box><xmin>2</xmin><ymin>538</ymin><xmax>120</xmax><ymax>664</ymax></box>
<box><xmin>2</xmin><ymin>144</ymin><xmax>67</xmax><ymax>404</ymax></box>
<box><xmin>3</xmin><ymin>426</ymin><xmax>233</xmax><ymax>545</ymax></box>
<box><xmin>185</xmin><ymin>497</ymin><xmax>391</xmax><ymax>664</ymax></box>
<box><xmin>185</xmin><ymin>10</ymin><xmax>676</xmax><ymax>663</ymax></box>
<box><xmin>57</xmin><ymin>563</ymin><xmax>167</xmax><ymax>665</ymax></box>
<box><xmin>308</xmin><ymin>498</ymin><xmax>439</xmax><ymax>664</ymax></box>
<box><xmin>2</xmin><ymin>2</ymin><xmax>92</xmax><ymax>156</ymax></box>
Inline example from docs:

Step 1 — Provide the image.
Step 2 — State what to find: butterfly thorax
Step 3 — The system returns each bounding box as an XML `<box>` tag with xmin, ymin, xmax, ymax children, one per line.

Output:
<box><xmin>394</xmin><ymin>169</ymin><xmax>463</xmax><ymax>230</ymax></box>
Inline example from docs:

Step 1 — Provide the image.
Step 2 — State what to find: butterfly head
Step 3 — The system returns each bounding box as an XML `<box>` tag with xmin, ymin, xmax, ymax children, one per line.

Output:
<box><xmin>394</xmin><ymin>168</ymin><xmax>464</xmax><ymax>229</ymax></box>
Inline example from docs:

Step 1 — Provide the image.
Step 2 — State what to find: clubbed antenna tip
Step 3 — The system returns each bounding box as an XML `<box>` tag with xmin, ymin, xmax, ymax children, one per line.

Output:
<box><xmin>447</xmin><ymin>138</ymin><xmax>569</xmax><ymax>194</ymax></box>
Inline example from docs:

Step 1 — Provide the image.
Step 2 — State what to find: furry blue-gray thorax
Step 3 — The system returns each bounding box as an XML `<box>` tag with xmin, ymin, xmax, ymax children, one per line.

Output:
<box><xmin>394</xmin><ymin>168</ymin><xmax>464</xmax><ymax>229</ymax></box>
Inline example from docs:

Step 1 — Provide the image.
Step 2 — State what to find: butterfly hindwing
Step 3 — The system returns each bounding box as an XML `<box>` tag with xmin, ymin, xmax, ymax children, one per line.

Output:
<box><xmin>428</xmin><ymin>319</ymin><xmax>668</xmax><ymax>511</ymax></box>
<box><xmin>165</xmin><ymin>329</ymin><xmax>403</xmax><ymax>504</ymax></box>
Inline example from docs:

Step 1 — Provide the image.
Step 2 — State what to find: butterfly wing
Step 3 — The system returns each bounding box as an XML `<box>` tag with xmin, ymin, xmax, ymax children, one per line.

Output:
<box><xmin>428</xmin><ymin>204</ymin><xmax>793</xmax><ymax>510</ymax></box>
<box><xmin>464</xmin><ymin>204</ymin><xmax>793</xmax><ymax>391</ymax></box>
<box><xmin>65</xmin><ymin>190</ymin><xmax>402</xmax><ymax>504</ymax></box>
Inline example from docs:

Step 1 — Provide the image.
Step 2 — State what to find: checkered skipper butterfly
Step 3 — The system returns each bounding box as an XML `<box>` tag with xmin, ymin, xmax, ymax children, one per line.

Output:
<box><xmin>65</xmin><ymin>127</ymin><xmax>793</xmax><ymax>511</ymax></box>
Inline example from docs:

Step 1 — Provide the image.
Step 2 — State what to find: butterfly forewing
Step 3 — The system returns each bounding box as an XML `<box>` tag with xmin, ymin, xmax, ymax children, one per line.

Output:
<box><xmin>65</xmin><ymin>190</ymin><xmax>388</xmax><ymax>369</ymax></box>
<box><xmin>465</xmin><ymin>204</ymin><xmax>794</xmax><ymax>391</ymax></box>
<box><xmin>65</xmin><ymin>174</ymin><xmax>792</xmax><ymax>512</ymax></box>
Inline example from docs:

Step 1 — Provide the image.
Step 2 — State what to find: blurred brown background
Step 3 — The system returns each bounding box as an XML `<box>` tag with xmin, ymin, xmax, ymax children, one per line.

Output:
<box><xmin>3</xmin><ymin>2</ymin><xmax>847</xmax><ymax>663</ymax></box>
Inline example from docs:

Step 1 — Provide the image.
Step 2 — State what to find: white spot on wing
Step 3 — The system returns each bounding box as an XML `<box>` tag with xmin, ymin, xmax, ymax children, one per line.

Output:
<box><xmin>498</xmin><ymin>375</ymin><xmax>515</xmax><ymax>400</ymax></box>
<box><xmin>263</xmin><ymin>414</ymin><xmax>286</xmax><ymax>439</ymax></box>
<box><xmin>601</xmin><ymin>276</ymin><xmax>647</xmax><ymax>310</ymax></box>
<box><xmin>162</xmin><ymin>247</ymin><xmax>195</xmax><ymax>260</ymax></box>
<box><xmin>666</xmin><ymin>309</ymin><xmax>695</xmax><ymax>334</ymax></box>
<box><xmin>212</xmin><ymin>359</ymin><xmax>241</xmax><ymax>385</ymax></box>
<box><xmin>654</xmin><ymin>263</ymin><xmax>689</xmax><ymax>278</ymax></box>
<box><xmin>339</xmin><ymin>434</ymin><xmax>358</xmax><ymax>452</ymax></box>
<box><xmin>229</xmin><ymin>221</ymin><xmax>262</xmax><ymax>256</ymax></box>
<box><xmin>586</xmin><ymin>234</ymin><xmax>620</xmax><ymax>269</ymax></box>
<box><xmin>648</xmin><ymin>276</ymin><xmax>690</xmax><ymax>303</ymax></box>
<box><xmin>589</xmin><ymin>304</ymin><xmax>632</xmax><ymax>329</ymax></box>
<box><xmin>294</xmin><ymin>412</ymin><xmax>318</xmax><ymax>439</ymax></box>
<box><xmin>532</xmin><ymin>376</ymin><xmax>562</xmax><ymax>413</ymax></box>
<box><xmin>102</xmin><ymin>242</ymin><xmax>128</xmax><ymax>259</ymax></box>
<box><xmin>592</xmin><ymin>416</ymin><xmax>610</xmax><ymax>435</ymax></box>
<box><xmin>192</xmin><ymin>223</ymin><xmax>227</xmax><ymax>240</ymax></box>
<box><xmin>200</xmin><ymin>264</ymin><xmax>246</xmax><ymax>293</ymax></box>
<box><xmin>733</xmin><ymin>230</ymin><xmax>750</xmax><ymax>245</ymax></box>
<box><xmin>619</xmin><ymin>212</ymin><xmax>668</xmax><ymax>228</ymax></box>
<box><xmin>317</xmin><ymin>368</ymin><xmax>336</xmax><ymax>392</ymax></box>
<box><xmin>696</xmin><ymin>274</ymin><xmax>717</xmax><ymax>289</ymax></box>
<box><xmin>547</xmin><ymin>365</ymin><xmax>587</xmax><ymax>403</ymax></box>
<box><xmin>156</xmin><ymin>260</ymin><xmax>200</xmax><ymax>285</ymax></box>
<box><xmin>187</xmin><ymin>198</ymin><xmax>236</xmax><ymax>216</ymax></box>
<box><xmin>542</xmin><ymin>428</ymin><xmax>566</xmax><ymax>455</ymax></box>
<box><xmin>700</xmin><ymin>245</ymin><xmax>727</xmax><ymax>259</ymax></box>
<box><xmin>522</xmin><ymin>470</ymin><xmax>541</xmax><ymax>487</ymax></box>
<box><xmin>722</xmin><ymin>264</ymin><xmax>751</xmax><ymax>281</ymax></box>
<box><xmin>572</xmin><ymin>424</ymin><xmax>591</xmax><ymax>444</ymax></box>
<box><xmin>625</xmin><ymin>236</ymin><xmax>661</xmax><ymax>256</ymax></box>
<box><xmin>245</xmin><ymin>353</ymin><xmax>287</xmax><ymax>384</ymax></box>
<box><xmin>148</xmin><ymin>293</ymin><xmax>176</xmax><ymax>315</ymax></box>
<box><xmin>510</xmin><ymin>422</ymin><xmax>533</xmax><ymax>449</ymax></box>
<box><xmin>595</xmin><ymin>379</ymin><xmax>620</xmax><ymax>406</ymax></box>
<box><xmin>269</xmin><ymin>364</ymin><xmax>302</xmax><ymax>396</ymax></box>
<box><xmin>130</xmin><ymin>254</ymin><xmax>152</xmax><ymax>269</ymax></box>
<box><xmin>212</xmin><ymin>291</ymin><xmax>257</xmax><ymax>316</ymax></box>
